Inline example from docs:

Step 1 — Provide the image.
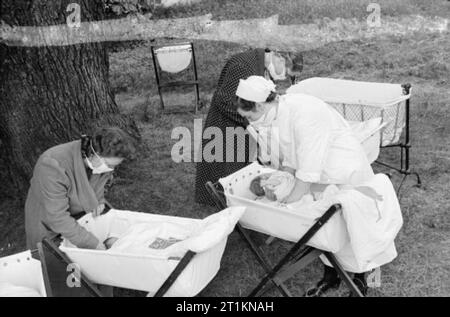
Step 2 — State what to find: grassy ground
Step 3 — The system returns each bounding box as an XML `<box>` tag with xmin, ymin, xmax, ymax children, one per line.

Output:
<box><xmin>1</xmin><ymin>0</ymin><xmax>449</xmax><ymax>296</ymax></box>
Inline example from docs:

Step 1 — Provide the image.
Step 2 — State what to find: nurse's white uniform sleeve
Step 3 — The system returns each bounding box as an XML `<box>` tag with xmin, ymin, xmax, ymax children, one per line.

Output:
<box><xmin>293</xmin><ymin>110</ymin><xmax>332</xmax><ymax>183</ymax></box>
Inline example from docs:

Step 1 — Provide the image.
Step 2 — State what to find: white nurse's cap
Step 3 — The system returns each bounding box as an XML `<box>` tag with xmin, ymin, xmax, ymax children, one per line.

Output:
<box><xmin>236</xmin><ymin>76</ymin><xmax>276</xmax><ymax>103</ymax></box>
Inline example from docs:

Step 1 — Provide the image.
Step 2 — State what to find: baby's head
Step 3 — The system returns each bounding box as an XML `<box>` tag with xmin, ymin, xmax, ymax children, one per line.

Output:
<box><xmin>250</xmin><ymin>174</ymin><xmax>277</xmax><ymax>201</ymax></box>
<box><xmin>250</xmin><ymin>176</ymin><xmax>266</xmax><ymax>197</ymax></box>
<box><xmin>250</xmin><ymin>172</ymin><xmax>295</xmax><ymax>202</ymax></box>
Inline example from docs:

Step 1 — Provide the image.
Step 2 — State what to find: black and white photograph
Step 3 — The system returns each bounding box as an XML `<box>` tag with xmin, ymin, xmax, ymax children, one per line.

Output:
<box><xmin>0</xmin><ymin>0</ymin><xmax>449</xmax><ymax>300</ymax></box>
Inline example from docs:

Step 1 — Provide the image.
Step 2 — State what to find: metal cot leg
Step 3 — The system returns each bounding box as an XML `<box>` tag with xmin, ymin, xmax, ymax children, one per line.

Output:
<box><xmin>248</xmin><ymin>205</ymin><xmax>341</xmax><ymax>297</ymax></box>
<box><xmin>154</xmin><ymin>250</ymin><xmax>196</xmax><ymax>297</ymax></box>
<box><xmin>206</xmin><ymin>181</ymin><xmax>364</xmax><ymax>297</ymax></box>
<box><xmin>256</xmin><ymin>247</ymin><xmax>322</xmax><ymax>296</ymax></box>
<box><xmin>205</xmin><ymin>181</ymin><xmax>291</xmax><ymax>297</ymax></box>
<box><xmin>191</xmin><ymin>42</ymin><xmax>200</xmax><ymax>113</ymax></box>
<box><xmin>151</xmin><ymin>46</ymin><xmax>165</xmax><ymax>111</ymax></box>
<box><xmin>235</xmin><ymin>224</ymin><xmax>292</xmax><ymax>297</ymax></box>
<box><xmin>39</xmin><ymin>238</ymin><xmax>104</xmax><ymax>297</ymax></box>
<box><xmin>402</xmin><ymin>95</ymin><xmax>422</xmax><ymax>189</ymax></box>
<box><xmin>322</xmin><ymin>252</ymin><xmax>364</xmax><ymax>297</ymax></box>
<box><xmin>376</xmin><ymin>84</ymin><xmax>421</xmax><ymax>195</ymax></box>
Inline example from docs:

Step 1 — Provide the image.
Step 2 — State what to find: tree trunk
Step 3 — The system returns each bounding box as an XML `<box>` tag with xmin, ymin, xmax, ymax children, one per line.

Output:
<box><xmin>0</xmin><ymin>0</ymin><xmax>140</xmax><ymax>192</ymax></box>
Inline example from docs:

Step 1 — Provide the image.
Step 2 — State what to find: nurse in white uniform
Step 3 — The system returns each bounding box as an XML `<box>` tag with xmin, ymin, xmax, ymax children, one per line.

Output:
<box><xmin>235</xmin><ymin>76</ymin><xmax>374</xmax><ymax>296</ymax></box>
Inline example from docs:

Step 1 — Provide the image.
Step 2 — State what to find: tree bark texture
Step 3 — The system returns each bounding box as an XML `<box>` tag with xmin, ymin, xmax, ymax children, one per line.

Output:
<box><xmin>0</xmin><ymin>0</ymin><xmax>139</xmax><ymax>190</ymax></box>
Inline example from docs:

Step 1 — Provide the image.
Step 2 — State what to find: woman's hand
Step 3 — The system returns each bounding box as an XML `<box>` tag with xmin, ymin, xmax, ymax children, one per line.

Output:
<box><xmin>103</xmin><ymin>237</ymin><xmax>119</xmax><ymax>249</ymax></box>
<box><xmin>264</xmin><ymin>188</ymin><xmax>277</xmax><ymax>201</ymax></box>
<box><xmin>280</xmin><ymin>178</ymin><xmax>311</xmax><ymax>204</ymax></box>
<box><xmin>260</xmin><ymin>176</ymin><xmax>280</xmax><ymax>201</ymax></box>
<box><xmin>96</xmin><ymin>242</ymin><xmax>106</xmax><ymax>250</ymax></box>
<box><xmin>280</xmin><ymin>166</ymin><xmax>296</xmax><ymax>175</ymax></box>
<box><xmin>92</xmin><ymin>203</ymin><xmax>105</xmax><ymax>217</ymax></box>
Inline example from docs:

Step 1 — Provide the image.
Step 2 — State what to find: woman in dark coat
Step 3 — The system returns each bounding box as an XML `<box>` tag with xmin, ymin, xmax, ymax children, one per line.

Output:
<box><xmin>25</xmin><ymin>127</ymin><xmax>136</xmax><ymax>250</ymax></box>
<box><xmin>195</xmin><ymin>49</ymin><xmax>303</xmax><ymax>205</ymax></box>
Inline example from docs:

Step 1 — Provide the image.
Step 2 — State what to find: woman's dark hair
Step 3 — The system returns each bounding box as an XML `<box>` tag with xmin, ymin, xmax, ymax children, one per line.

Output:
<box><xmin>237</xmin><ymin>91</ymin><xmax>277</xmax><ymax>112</ymax></box>
<box><xmin>81</xmin><ymin>127</ymin><xmax>136</xmax><ymax>160</ymax></box>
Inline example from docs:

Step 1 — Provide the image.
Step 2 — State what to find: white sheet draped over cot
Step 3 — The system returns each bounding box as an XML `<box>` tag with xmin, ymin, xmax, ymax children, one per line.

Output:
<box><xmin>219</xmin><ymin>162</ymin><xmax>403</xmax><ymax>273</ymax></box>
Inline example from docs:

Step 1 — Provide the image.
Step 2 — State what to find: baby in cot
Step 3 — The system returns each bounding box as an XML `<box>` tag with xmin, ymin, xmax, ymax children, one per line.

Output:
<box><xmin>102</xmin><ymin>223</ymin><xmax>186</xmax><ymax>251</ymax></box>
<box><xmin>250</xmin><ymin>170</ymin><xmax>315</xmax><ymax>204</ymax></box>
<box><xmin>103</xmin><ymin>235</ymin><xmax>182</xmax><ymax>250</ymax></box>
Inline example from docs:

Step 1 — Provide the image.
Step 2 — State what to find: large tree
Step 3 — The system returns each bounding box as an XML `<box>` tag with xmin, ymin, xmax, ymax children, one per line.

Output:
<box><xmin>0</xmin><ymin>0</ymin><xmax>140</xmax><ymax>191</ymax></box>
<box><xmin>1</xmin><ymin>0</ymin><xmax>445</xmax><ymax>191</ymax></box>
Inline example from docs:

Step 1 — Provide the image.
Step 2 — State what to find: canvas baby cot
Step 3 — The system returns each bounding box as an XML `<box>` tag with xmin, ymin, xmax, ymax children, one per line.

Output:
<box><xmin>287</xmin><ymin>77</ymin><xmax>421</xmax><ymax>192</ymax></box>
<box><xmin>219</xmin><ymin>163</ymin><xmax>348</xmax><ymax>253</ymax></box>
<box><xmin>206</xmin><ymin>162</ymin><xmax>368</xmax><ymax>297</ymax></box>
<box><xmin>0</xmin><ymin>250</ymin><xmax>47</xmax><ymax>297</ymax></box>
<box><xmin>151</xmin><ymin>42</ymin><xmax>201</xmax><ymax>113</ymax></box>
<box><xmin>59</xmin><ymin>207</ymin><xmax>244</xmax><ymax>297</ymax></box>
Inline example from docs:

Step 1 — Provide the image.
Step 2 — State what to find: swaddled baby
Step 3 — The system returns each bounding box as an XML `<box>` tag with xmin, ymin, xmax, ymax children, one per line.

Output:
<box><xmin>250</xmin><ymin>171</ymin><xmax>296</xmax><ymax>202</ymax></box>
<box><xmin>250</xmin><ymin>171</ymin><xmax>317</xmax><ymax>206</ymax></box>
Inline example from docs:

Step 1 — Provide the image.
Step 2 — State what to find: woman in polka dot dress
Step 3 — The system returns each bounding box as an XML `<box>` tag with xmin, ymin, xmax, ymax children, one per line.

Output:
<box><xmin>195</xmin><ymin>48</ymin><xmax>303</xmax><ymax>205</ymax></box>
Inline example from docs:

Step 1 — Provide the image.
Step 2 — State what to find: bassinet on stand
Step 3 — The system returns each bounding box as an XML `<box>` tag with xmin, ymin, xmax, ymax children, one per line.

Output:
<box><xmin>38</xmin><ymin>236</ymin><xmax>196</xmax><ymax>297</ymax></box>
<box><xmin>206</xmin><ymin>163</ymin><xmax>365</xmax><ymax>297</ymax></box>
<box><xmin>287</xmin><ymin>77</ymin><xmax>421</xmax><ymax>194</ymax></box>
<box><xmin>151</xmin><ymin>42</ymin><xmax>201</xmax><ymax>113</ymax></box>
<box><xmin>38</xmin><ymin>206</ymin><xmax>244</xmax><ymax>297</ymax></box>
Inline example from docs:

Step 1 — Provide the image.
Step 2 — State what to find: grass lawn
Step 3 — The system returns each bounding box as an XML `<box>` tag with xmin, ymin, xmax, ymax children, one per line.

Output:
<box><xmin>0</xmin><ymin>0</ymin><xmax>449</xmax><ymax>296</ymax></box>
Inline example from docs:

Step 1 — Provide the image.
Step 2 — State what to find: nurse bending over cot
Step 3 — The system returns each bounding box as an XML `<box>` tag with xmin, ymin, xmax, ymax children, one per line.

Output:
<box><xmin>235</xmin><ymin>75</ymin><xmax>375</xmax><ymax>296</ymax></box>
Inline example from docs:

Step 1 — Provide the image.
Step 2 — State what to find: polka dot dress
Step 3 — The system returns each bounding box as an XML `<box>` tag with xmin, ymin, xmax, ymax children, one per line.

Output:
<box><xmin>195</xmin><ymin>49</ymin><xmax>266</xmax><ymax>205</ymax></box>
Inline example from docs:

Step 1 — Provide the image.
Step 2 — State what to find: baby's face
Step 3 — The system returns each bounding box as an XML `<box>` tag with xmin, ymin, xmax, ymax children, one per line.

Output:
<box><xmin>250</xmin><ymin>176</ymin><xmax>266</xmax><ymax>196</ymax></box>
<box><xmin>250</xmin><ymin>174</ymin><xmax>278</xmax><ymax>201</ymax></box>
<box><xmin>104</xmin><ymin>237</ymin><xmax>119</xmax><ymax>249</ymax></box>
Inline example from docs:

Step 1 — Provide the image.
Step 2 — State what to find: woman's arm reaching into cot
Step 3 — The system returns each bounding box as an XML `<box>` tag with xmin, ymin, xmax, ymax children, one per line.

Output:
<box><xmin>281</xmin><ymin>178</ymin><xmax>311</xmax><ymax>204</ymax></box>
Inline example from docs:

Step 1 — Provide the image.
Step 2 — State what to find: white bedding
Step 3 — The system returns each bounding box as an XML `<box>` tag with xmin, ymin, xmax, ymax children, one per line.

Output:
<box><xmin>220</xmin><ymin>162</ymin><xmax>403</xmax><ymax>273</ymax></box>
<box><xmin>315</xmin><ymin>174</ymin><xmax>403</xmax><ymax>272</ymax></box>
<box><xmin>60</xmin><ymin>207</ymin><xmax>245</xmax><ymax>296</ymax></box>
<box><xmin>107</xmin><ymin>207</ymin><xmax>245</xmax><ymax>258</ymax></box>
<box><xmin>263</xmin><ymin>175</ymin><xmax>402</xmax><ymax>273</ymax></box>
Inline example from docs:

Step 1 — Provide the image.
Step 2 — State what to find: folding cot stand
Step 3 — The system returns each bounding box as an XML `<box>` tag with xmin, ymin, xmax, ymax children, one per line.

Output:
<box><xmin>37</xmin><ymin>239</ymin><xmax>104</xmax><ymax>297</ymax></box>
<box><xmin>151</xmin><ymin>42</ymin><xmax>201</xmax><ymax>113</ymax></box>
<box><xmin>38</xmin><ymin>237</ymin><xmax>196</xmax><ymax>297</ymax></box>
<box><xmin>375</xmin><ymin>83</ymin><xmax>421</xmax><ymax>194</ymax></box>
<box><xmin>205</xmin><ymin>181</ymin><xmax>364</xmax><ymax>297</ymax></box>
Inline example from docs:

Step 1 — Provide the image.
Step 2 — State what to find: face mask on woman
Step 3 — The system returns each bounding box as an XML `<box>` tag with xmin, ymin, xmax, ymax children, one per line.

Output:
<box><xmin>266</xmin><ymin>53</ymin><xmax>287</xmax><ymax>81</ymax></box>
<box><xmin>85</xmin><ymin>146</ymin><xmax>114</xmax><ymax>174</ymax></box>
<box><xmin>250</xmin><ymin>103</ymin><xmax>278</xmax><ymax>130</ymax></box>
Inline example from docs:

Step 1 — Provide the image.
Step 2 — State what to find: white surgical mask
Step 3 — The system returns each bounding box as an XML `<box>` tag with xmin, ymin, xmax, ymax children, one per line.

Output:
<box><xmin>85</xmin><ymin>146</ymin><xmax>114</xmax><ymax>174</ymax></box>
<box><xmin>250</xmin><ymin>104</ymin><xmax>278</xmax><ymax>130</ymax></box>
<box><xmin>266</xmin><ymin>54</ymin><xmax>286</xmax><ymax>81</ymax></box>
<box><xmin>250</xmin><ymin>103</ymin><xmax>282</xmax><ymax>169</ymax></box>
